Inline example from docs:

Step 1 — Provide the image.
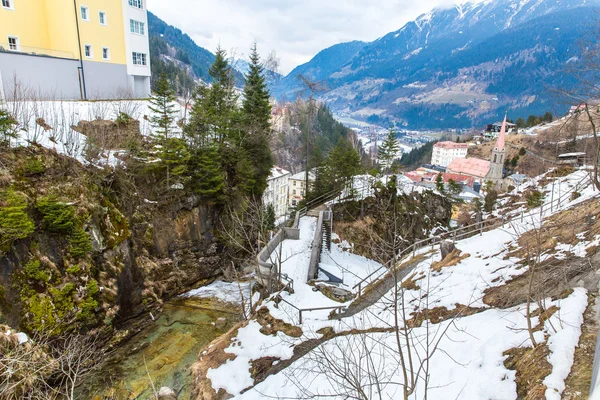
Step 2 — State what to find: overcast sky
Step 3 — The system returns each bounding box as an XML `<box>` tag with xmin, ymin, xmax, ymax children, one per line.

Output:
<box><xmin>146</xmin><ymin>0</ymin><xmax>466</xmax><ymax>75</ymax></box>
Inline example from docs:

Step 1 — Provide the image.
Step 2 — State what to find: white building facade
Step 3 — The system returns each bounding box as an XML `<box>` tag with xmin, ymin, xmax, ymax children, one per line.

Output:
<box><xmin>122</xmin><ymin>0</ymin><xmax>151</xmax><ymax>98</ymax></box>
<box><xmin>264</xmin><ymin>167</ymin><xmax>291</xmax><ymax>220</ymax></box>
<box><xmin>288</xmin><ymin>170</ymin><xmax>315</xmax><ymax>207</ymax></box>
<box><xmin>431</xmin><ymin>141</ymin><xmax>469</xmax><ymax>168</ymax></box>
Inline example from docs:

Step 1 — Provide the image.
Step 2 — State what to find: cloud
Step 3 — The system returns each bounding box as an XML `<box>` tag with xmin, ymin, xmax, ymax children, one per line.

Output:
<box><xmin>146</xmin><ymin>0</ymin><xmax>468</xmax><ymax>74</ymax></box>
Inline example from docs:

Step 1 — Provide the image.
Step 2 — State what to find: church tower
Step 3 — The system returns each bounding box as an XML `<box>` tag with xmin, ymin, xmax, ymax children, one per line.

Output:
<box><xmin>488</xmin><ymin>115</ymin><xmax>507</xmax><ymax>181</ymax></box>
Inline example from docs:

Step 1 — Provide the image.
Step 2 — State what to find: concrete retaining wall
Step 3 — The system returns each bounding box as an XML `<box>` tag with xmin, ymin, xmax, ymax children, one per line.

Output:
<box><xmin>256</xmin><ymin>211</ymin><xmax>301</xmax><ymax>291</ymax></box>
<box><xmin>307</xmin><ymin>212</ymin><xmax>325</xmax><ymax>282</ymax></box>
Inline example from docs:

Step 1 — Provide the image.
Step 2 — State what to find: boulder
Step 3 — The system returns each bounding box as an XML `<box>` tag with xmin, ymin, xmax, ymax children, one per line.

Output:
<box><xmin>158</xmin><ymin>386</ymin><xmax>177</xmax><ymax>400</ymax></box>
<box><xmin>214</xmin><ymin>317</ymin><xmax>228</xmax><ymax>330</ymax></box>
<box><xmin>440</xmin><ymin>240</ymin><xmax>456</xmax><ymax>260</ymax></box>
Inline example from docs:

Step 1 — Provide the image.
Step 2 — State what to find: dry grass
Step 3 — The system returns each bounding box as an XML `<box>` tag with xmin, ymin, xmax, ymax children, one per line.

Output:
<box><xmin>503</xmin><ymin>344</ymin><xmax>552</xmax><ymax>400</ymax></box>
<box><xmin>531</xmin><ymin>305</ymin><xmax>560</xmax><ymax>332</ymax></box>
<box><xmin>256</xmin><ymin>306</ymin><xmax>303</xmax><ymax>338</ymax></box>
<box><xmin>191</xmin><ymin>322</ymin><xmax>246</xmax><ymax>400</ymax></box>
<box><xmin>563</xmin><ymin>292</ymin><xmax>598</xmax><ymax>399</ymax></box>
<box><xmin>485</xmin><ymin>198</ymin><xmax>600</xmax><ymax>309</ymax></box>
<box><xmin>401</xmin><ymin>272</ymin><xmax>424</xmax><ymax>290</ymax></box>
<box><xmin>407</xmin><ymin>304</ymin><xmax>484</xmax><ymax>328</ymax></box>
<box><xmin>431</xmin><ymin>249</ymin><xmax>470</xmax><ymax>272</ymax></box>
<box><xmin>510</xmin><ymin>198</ymin><xmax>600</xmax><ymax>259</ymax></box>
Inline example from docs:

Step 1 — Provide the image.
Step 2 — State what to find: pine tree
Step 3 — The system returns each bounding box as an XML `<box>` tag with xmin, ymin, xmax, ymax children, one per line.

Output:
<box><xmin>149</xmin><ymin>73</ymin><xmax>178</xmax><ymax>143</ymax></box>
<box><xmin>326</xmin><ymin>139</ymin><xmax>361</xmax><ymax>191</ymax></box>
<box><xmin>435</xmin><ymin>173</ymin><xmax>445</xmax><ymax>193</ymax></box>
<box><xmin>0</xmin><ymin>108</ymin><xmax>17</xmax><ymax>146</ymax></box>
<box><xmin>241</xmin><ymin>43</ymin><xmax>274</xmax><ymax>196</ymax></box>
<box><xmin>378</xmin><ymin>127</ymin><xmax>400</xmax><ymax>175</ymax></box>
<box><xmin>188</xmin><ymin>144</ymin><xmax>226</xmax><ymax>203</ymax></box>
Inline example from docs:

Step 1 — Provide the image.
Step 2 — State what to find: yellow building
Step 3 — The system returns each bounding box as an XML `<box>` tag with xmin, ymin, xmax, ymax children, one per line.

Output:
<box><xmin>0</xmin><ymin>0</ymin><xmax>151</xmax><ymax>99</ymax></box>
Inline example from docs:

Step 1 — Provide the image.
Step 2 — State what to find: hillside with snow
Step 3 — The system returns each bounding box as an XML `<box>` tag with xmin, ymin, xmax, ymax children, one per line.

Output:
<box><xmin>193</xmin><ymin>167</ymin><xmax>600</xmax><ymax>399</ymax></box>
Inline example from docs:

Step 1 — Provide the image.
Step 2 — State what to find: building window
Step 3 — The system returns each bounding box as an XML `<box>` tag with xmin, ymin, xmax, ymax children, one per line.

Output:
<box><xmin>80</xmin><ymin>6</ymin><xmax>89</xmax><ymax>21</ymax></box>
<box><xmin>7</xmin><ymin>36</ymin><xmax>19</xmax><ymax>51</ymax></box>
<box><xmin>128</xmin><ymin>0</ymin><xmax>143</xmax><ymax>9</ymax></box>
<box><xmin>84</xmin><ymin>44</ymin><xmax>92</xmax><ymax>58</ymax></box>
<box><xmin>2</xmin><ymin>0</ymin><xmax>13</xmax><ymax>10</ymax></box>
<box><xmin>102</xmin><ymin>47</ymin><xmax>110</xmax><ymax>60</ymax></box>
<box><xmin>130</xmin><ymin>19</ymin><xmax>145</xmax><ymax>35</ymax></box>
<box><xmin>99</xmin><ymin>11</ymin><xmax>106</xmax><ymax>25</ymax></box>
<box><xmin>132</xmin><ymin>52</ymin><xmax>147</xmax><ymax>65</ymax></box>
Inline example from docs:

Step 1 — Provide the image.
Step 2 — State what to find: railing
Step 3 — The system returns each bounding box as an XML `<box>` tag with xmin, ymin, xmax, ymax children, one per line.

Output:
<box><xmin>351</xmin><ymin>171</ymin><xmax>593</xmax><ymax>298</ymax></box>
<box><xmin>0</xmin><ymin>43</ymin><xmax>75</xmax><ymax>59</ymax></box>
<box><xmin>276</xmin><ymin>295</ymin><xmax>345</xmax><ymax>325</ymax></box>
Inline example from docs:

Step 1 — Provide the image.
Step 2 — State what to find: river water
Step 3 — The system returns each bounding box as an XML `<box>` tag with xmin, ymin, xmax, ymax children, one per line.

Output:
<box><xmin>78</xmin><ymin>296</ymin><xmax>241</xmax><ymax>399</ymax></box>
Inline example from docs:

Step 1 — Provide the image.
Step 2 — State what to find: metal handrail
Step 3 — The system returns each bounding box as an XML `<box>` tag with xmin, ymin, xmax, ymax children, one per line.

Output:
<box><xmin>276</xmin><ymin>295</ymin><xmax>345</xmax><ymax>324</ymax></box>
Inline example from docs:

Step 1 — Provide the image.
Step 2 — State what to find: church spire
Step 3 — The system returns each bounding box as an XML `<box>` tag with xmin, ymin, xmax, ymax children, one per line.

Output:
<box><xmin>496</xmin><ymin>114</ymin><xmax>507</xmax><ymax>151</ymax></box>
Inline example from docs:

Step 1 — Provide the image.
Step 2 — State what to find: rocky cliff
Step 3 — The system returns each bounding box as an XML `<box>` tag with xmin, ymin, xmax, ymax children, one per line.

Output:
<box><xmin>0</xmin><ymin>145</ymin><xmax>224</xmax><ymax>337</ymax></box>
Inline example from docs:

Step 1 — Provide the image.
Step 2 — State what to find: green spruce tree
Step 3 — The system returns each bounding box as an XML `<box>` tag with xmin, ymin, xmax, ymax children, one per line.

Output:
<box><xmin>0</xmin><ymin>108</ymin><xmax>17</xmax><ymax>146</ymax></box>
<box><xmin>149</xmin><ymin>73</ymin><xmax>178</xmax><ymax>142</ymax></box>
<box><xmin>378</xmin><ymin>127</ymin><xmax>400</xmax><ymax>175</ymax></box>
<box><xmin>241</xmin><ymin>43</ymin><xmax>274</xmax><ymax>196</ymax></box>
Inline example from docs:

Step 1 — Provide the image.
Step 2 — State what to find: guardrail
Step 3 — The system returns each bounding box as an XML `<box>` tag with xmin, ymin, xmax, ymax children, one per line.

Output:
<box><xmin>351</xmin><ymin>171</ymin><xmax>593</xmax><ymax>298</ymax></box>
<box><xmin>275</xmin><ymin>295</ymin><xmax>345</xmax><ymax>325</ymax></box>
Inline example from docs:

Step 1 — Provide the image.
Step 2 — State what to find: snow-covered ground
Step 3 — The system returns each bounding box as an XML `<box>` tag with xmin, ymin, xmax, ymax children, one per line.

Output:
<box><xmin>203</xmin><ymin>168</ymin><xmax>598</xmax><ymax>400</ymax></box>
<box><xmin>4</xmin><ymin>99</ymin><xmax>186</xmax><ymax>165</ymax></box>
<box><xmin>181</xmin><ymin>280</ymin><xmax>253</xmax><ymax>304</ymax></box>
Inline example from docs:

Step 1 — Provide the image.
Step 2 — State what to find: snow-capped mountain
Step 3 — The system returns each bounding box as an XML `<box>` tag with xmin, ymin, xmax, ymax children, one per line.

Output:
<box><xmin>273</xmin><ymin>0</ymin><xmax>600</xmax><ymax>129</ymax></box>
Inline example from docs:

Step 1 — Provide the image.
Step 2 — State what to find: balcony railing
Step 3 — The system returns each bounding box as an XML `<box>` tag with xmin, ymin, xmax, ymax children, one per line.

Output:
<box><xmin>0</xmin><ymin>43</ymin><xmax>75</xmax><ymax>60</ymax></box>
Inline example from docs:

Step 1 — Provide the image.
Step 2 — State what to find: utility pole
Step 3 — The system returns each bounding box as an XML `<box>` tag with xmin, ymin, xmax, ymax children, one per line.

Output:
<box><xmin>73</xmin><ymin>0</ymin><xmax>87</xmax><ymax>100</ymax></box>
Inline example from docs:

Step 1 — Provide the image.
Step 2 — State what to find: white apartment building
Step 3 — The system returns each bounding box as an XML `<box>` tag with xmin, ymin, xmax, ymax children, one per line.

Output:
<box><xmin>288</xmin><ymin>170</ymin><xmax>315</xmax><ymax>207</ymax></box>
<box><xmin>122</xmin><ymin>0</ymin><xmax>151</xmax><ymax>97</ymax></box>
<box><xmin>431</xmin><ymin>141</ymin><xmax>469</xmax><ymax>168</ymax></box>
<box><xmin>264</xmin><ymin>166</ymin><xmax>291</xmax><ymax>220</ymax></box>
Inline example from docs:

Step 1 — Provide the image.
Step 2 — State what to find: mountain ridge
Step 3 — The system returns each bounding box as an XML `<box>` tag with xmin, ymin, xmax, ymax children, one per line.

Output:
<box><xmin>274</xmin><ymin>0</ymin><xmax>600</xmax><ymax>129</ymax></box>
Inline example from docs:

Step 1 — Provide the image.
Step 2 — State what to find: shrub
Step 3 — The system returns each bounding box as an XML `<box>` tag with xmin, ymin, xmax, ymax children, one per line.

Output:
<box><xmin>484</xmin><ymin>189</ymin><xmax>498</xmax><ymax>213</ymax></box>
<box><xmin>69</xmin><ymin>227</ymin><xmax>93</xmax><ymax>259</ymax></box>
<box><xmin>23</xmin><ymin>259</ymin><xmax>51</xmax><ymax>284</ymax></box>
<box><xmin>65</xmin><ymin>264</ymin><xmax>82</xmax><ymax>275</ymax></box>
<box><xmin>22</xmin><ymin>294</ymin><xmax>56</xmax><ymax>333</ymax></box>
<box><xmin>115</xmin><ymin>112</ymin><xmax>133</xmax><ymax>126</ymax></box>
<box><xmin>35</xmin><ymin>195</ymin><xmax>76</xmax><ymax>234</ymax></box>
<box><xmin>526</xmin><ymin>190</ymin><xmax>544</xmax><ymax>209</ymax></box>
<box><xmin>77</xmin><ymin>279</ymin><xmax>99</xmax><ymax>325</ymax></box>
<box><xmin>22</xmin><ymin>158</ymin><xmax>45</xmax><ymax>176</ymax></box>
<box><xmin>0</xmin><ymin>189</ymin><xmax>34</xmax><ymax>252</ymax></box>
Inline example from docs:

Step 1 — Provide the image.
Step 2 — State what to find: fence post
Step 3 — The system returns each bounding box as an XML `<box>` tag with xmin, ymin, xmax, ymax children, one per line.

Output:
<box><xmin>521</xmin><ymin>211</ymin><xmax>523</xmax><ymax>223</ymax></box>
<box><xmin>453</xmin><ymin>230</ymin><xmax>456</xmax><ymax>243</ymax></box>
<box><xmin>412</xmin><ymin>244</ymin><xmax>416</xmax><ymax>257</ymax></box>
<box><xmin>299</xmin><ymin>310</ymin><xmax>303</xmax><ymax>325</ymax></box>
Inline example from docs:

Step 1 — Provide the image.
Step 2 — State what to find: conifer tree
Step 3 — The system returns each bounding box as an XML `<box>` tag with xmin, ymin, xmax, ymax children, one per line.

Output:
<box><xmin>149</xmin><ymin>73</ymin><xmax>178</xmax><ymax>143</ymax></box>
<box><xmin>435</xmin><ymin>173</ymin><xmax>445</xmax><ymax>193</ymax></box>
<box><xmin>326</xmin><ymin>139</ymin><xmax>361</xmax><ymax>190</ymax></box>
<box><xmin>241</xmin><ymin>43</ymin><xmax>274</xmax><ymax>196</ymax></box>
<box><xmin>0</xmin><ymin>108</ymin><xmax>17</xmax><ymax>146</ymax></box>
<box><xmin>148</xmin><ymin>73</ymin><xmax>182</xmax><ymax>189</ymax></box>
<box><xmin>378</xmin><ymin>127</ymin><xmax>400</xmax><ymax>175</ymax></box>
<box><xmin>188</xmin><ymin>144</ymin><xmax>226</xmax><ymax>203</ymax></box>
